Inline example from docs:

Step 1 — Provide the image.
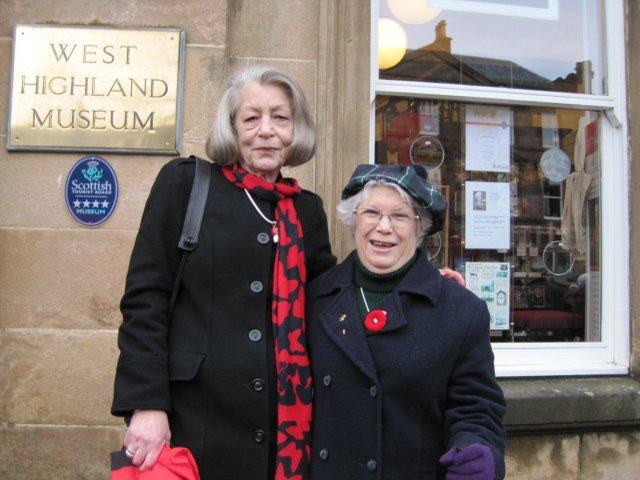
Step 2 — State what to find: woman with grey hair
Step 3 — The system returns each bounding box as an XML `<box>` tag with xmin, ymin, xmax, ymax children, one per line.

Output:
<box><xmin>307</xmin><ymin>164</ymin><xmax>506</xmax><ymax>479</ymax></box>
<box><xmin>112</xmin><ymin>65</ymin><xmax>336</xmax><ymax>480</ymax></box>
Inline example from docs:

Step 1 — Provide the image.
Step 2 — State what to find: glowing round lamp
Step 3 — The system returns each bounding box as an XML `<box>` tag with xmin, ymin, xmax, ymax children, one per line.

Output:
<box><xmin>387</xmin><ymin>0</ymin><xmax>442</xmax><ymax>25</ymax></box>
<box><xmin>378</xmin><ymin>17</ymin><xmax>407</xmax><ymax>70</ymax></box>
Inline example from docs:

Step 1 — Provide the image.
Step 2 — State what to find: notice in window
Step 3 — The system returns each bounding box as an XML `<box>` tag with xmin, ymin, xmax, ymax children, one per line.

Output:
<box><xmin>465</xmin><ymin>262</ymin><xmax>510</xmax><ymax>330</ymax></box>
<box><xmin>465</xmin><ymin>105</ymin><xmax>511</xmax><ymax>172</ymax></box>
<box><xmin>465</xmin><ymin>181</ymin><xmax>511</xmax><ymax>249</ymax></box>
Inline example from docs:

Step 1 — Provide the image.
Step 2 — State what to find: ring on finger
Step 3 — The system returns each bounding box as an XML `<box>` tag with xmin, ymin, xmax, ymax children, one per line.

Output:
<box><xmin>125</xmin><ymin>447</ymin><xmax>135</xmax><ymax>458</ymax></box>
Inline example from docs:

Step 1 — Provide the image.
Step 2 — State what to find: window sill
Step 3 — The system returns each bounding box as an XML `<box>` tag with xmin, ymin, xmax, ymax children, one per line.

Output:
<box><xmin>499</xmin><ymin>376</ymin><xmax>640</xmax><ymax>435</ymax></box>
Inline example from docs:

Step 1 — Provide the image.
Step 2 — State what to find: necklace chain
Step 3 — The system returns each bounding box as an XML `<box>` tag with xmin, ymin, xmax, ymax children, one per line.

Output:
<box><xmin>359</xmin><ymin>287</ymin><xmax>371</xmax><ymax>312</ymax></box>
<box><xmin>244</xmin><ymin>189</ymin><xmax>279</xmax><ymax>243</ymax></box>
<box><xmin>243</xmin><ymin>189</ymin><xmax>276</xmax><ymax>226</ymax></box>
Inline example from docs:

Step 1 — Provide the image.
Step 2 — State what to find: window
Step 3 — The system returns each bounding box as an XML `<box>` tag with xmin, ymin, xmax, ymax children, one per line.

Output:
<box><xmin>371</xmin><ymin>0</ymin><xmax>629</xmax><ymax>376</ymax></box>
<box><xmin>378</xmin><ymin>0</ymin><xmax>605</xmax><ymax>94</ymax></box>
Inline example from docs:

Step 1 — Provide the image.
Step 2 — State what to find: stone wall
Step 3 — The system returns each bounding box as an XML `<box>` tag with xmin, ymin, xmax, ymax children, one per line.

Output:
<box><xmin>505</xmin><ymin>432</ymin><xmax>640</xmax><ymax>480</ymax></box>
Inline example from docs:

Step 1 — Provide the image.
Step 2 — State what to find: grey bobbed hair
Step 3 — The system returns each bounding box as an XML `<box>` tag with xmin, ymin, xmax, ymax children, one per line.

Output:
<box><xmin>205</xmin><ymin>65</ymin><xmax>317</xmax><ymax>167</ymax></box>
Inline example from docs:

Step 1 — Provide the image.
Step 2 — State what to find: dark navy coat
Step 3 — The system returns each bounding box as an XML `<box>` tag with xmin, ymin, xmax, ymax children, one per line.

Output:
<box><xmin>111</xmin><ymin>158</ymin><xmax>335</xmax><ymax>480</ymax></box>
<box><xmin>307</xmin><ymin>253</ymin><xmax>506</xmax><ymax>480</ymax></box>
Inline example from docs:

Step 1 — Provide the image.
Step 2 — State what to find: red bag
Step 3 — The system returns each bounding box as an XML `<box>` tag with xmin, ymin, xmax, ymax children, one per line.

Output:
<box><xmin>110</xmin><ymin>445</ymin><xmax>200</xmax><ymax>480</ymax></box>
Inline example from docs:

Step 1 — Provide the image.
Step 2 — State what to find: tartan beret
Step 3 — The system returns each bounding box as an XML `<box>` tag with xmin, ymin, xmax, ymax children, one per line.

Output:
<box><xmin>341</xmin><ymin>164</ymin><xmax>447</xmax><ymax>235</ymax></box>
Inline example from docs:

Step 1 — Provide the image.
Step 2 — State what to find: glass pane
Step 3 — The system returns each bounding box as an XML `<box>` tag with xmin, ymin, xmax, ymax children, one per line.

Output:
<box><xmin>375</xmin><ymin>95</ymin><xmax>602</xmax><ymax>342</ymax></box>
<box><xmin>377</xmin><ymin>0</ymin><xmax>605</xmax><ymax>95</ymax></box>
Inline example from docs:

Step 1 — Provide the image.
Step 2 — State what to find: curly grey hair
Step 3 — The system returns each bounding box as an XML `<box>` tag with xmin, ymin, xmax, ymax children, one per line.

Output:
<box><xmin>206</xmin><ymin>65</ymin><xmax>316</xmax><ymax>166</ymax></box>
<box><xmin>336</xmin><ymin>180</ymin><xmax>433</xmax><ymax>245</ymax></box>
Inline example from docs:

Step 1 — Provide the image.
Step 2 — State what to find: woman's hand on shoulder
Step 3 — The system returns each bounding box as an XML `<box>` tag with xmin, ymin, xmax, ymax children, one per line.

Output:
<box><xmin>123</xmin><ymin>409</ymin><xmax>171</xmax><ymax>471</ymax></box>
<box><xmin>440</xmin><ymin>268</ymin><xmax>466</xmax><ymax>287</ymax></box>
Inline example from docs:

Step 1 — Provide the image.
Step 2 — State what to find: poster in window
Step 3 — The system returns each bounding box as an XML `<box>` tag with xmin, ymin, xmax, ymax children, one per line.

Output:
<box><xmin>465</xmin><ymin>262</ymin><xmax>510</xmax><ymax>330</ymax></box>
<box><xmin>465</xmin><ymin>105</ymin><xmax>512</xmax><ymax>172</ymax></box>
<box><xmin>465</xmin><ymin>181</ymin><xmax>511</xmax><ymax>250</ymax></box>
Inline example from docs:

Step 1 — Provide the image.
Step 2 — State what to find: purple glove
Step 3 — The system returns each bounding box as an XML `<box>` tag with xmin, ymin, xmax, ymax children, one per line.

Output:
<box><xmin>439</xmin><ymin>443</ymin><xmax>494</xmax><ymax>480</ymax></box>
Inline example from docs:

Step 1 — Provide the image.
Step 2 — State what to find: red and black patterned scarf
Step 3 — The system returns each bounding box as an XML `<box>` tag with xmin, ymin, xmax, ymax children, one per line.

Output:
<box><xmin>222</xmin><ymin>163</ymin><xmax>312</xmax><ymax>480</ymax></box>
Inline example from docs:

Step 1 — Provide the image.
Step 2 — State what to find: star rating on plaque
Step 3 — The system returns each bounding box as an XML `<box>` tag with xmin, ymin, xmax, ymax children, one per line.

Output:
<box><xmin>75</xmin><ymin>199</ymin><xmax>110</xmax><ymax>209</ymax></box>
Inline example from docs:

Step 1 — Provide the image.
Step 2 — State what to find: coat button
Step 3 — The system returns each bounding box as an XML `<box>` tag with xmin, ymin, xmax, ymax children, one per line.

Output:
<box><xmin>318</xmin><ymin>448</ymin><xmax>329</xmax><ymax>461</ymax></box>
<box><xmin>252</xmin><ymin>378</ymin><xmax>265</xmax><ymax>392</ymax></box>
<box><xmin>257</xmin><ymin>232</ymin><xmax>270</xmax><ymax>244</ymax></box>
<box><xmin>366</xmin><ymin>459</ymin><xmax>378</xmax><ymax>472</ymax></box>
<box><xmin>250</xmin><ymin>281</ymin><xmax>263</xmax><ymax>293</ymax></box>
<box><xmin>253</xmin><ymin>429</ymin><xmax>265</xmax><ymax>443</ymax></box>
<box><xmin>248</xmin><ymin>329</ymin><xmax>262</xmax><ymax>342</ymax></box>
<box><xmin>369</xmin><ymin>386</ymin><xmax>378</xmax><ymax>397</ymax></box>
<box><xmin>323</xmin><ymin>375</ymin><xmax>332</xmax><ymax>387</ymax></box>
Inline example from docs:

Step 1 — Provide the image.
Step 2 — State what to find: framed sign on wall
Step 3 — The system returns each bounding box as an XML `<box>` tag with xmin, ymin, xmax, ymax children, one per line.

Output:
<box><xmin>7</xmin><ymin>24</ymin><xmax>185</xmax><ymax>154</ymax></box>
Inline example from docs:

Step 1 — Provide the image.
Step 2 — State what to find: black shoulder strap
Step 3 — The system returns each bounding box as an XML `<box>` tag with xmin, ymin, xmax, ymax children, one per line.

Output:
<box><xmin>169</xmin><ymin>155</ymin><xmax>212</xmax><ymax>318</ymax></box>
<box><xmin>178</xmin><ymin>155</ymin><xmax>212</xmax><ymax>251</ymax></box>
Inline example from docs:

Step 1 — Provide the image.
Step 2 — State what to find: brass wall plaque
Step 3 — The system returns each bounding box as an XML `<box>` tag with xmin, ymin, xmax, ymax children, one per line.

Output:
<box><xmin>7</xmin><ymin>25</ymin><xmax>185</xmax><ymax>154</ymax></box>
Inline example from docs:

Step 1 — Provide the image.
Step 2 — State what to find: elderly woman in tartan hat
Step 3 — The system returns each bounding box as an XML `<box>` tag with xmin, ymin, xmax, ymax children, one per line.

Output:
<box><xmin>307</xmin><ymin>164</ymin><xmax>506</xmax><ymax>480</ymax></box>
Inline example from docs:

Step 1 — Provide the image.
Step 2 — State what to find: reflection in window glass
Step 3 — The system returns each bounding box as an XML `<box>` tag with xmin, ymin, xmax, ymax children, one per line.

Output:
<box><xmin>375</xmin><ymin>96</ymin><xmax>602</xmax><ymax>342</ymax></box>
<box><xmin>378</xmin><ymin>0</ymin><xmax>605</xmax><ymax>95</ymax></box>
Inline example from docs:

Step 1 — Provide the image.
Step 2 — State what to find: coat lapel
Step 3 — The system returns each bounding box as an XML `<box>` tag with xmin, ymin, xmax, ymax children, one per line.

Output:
<box><xmin>316</xmin><ymin>255</ymin><xmax>379</xmax><ymax>383</ymax></box>
<box><xmin>313</xmin><ymin>252</ymin><xmax>445</xmax><ymax>382</ymax></box>
<box><xmin>370</xmin><ymin>256</ymin><xmax>443</xmax><ymax>335</ymax></box>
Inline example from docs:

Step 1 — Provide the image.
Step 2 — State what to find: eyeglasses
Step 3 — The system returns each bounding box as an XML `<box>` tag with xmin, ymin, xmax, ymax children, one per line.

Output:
<box><xmin>353</xmin><ymin>208</ymin><xmax>420</xmax><ymax>228</ymax></box>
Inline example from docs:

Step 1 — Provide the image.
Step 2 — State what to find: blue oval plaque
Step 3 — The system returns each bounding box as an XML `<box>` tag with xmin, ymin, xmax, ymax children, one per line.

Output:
<box><xmin>65</xmin><ymin>156</ymin><xmax>118</xmax><ymax>227</ymax></box>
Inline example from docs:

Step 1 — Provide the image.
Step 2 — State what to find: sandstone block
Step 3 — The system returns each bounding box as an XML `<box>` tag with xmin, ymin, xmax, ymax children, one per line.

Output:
<box><xmin>228</xmin><ymin>0</ymin><xmax>318</xmax><ymax>60</ymax></box>
<box><xmin>0</xmin><ymin>229</ymin><xmax>134</xmax><ymax>329</ymax></box>
<box><xmin>580</xmin><ymin>431</ymin><xmax>640</xmax><ymax>479</ymax></box>
<box><xmin>0</xmin><ymin>424</ymin><xmax>123</xmax><ymax>480</ymax></box>
<box><xmin>505</xmin><ymin>434</ymin><xmax>579</xmax><ymax>480</ymax></box>
<box><xmin>1</xmin><ymin>0</ymin><xmax>227</xmax><ymax>45</ymax></box>
<box><xmin>182</xmin><ymin>46</ymin><xmax>226</xmax><ymax>143</ymax></box>
<box><xmin>0</xmin><ymin>329</ymin><xmax>120</xmax><ymax>425</ymax></box>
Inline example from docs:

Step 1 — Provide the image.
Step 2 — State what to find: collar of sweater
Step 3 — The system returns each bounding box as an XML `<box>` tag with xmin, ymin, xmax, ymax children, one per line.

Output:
<box><xmin>354</xmin><ymin>251</ymin><xmax>419</xmax><ymax>315</ymax></box>
<box><xmin>354</xmin><ymin>251</ymin><xmax>419</xmax><ymax>292</ymax></box>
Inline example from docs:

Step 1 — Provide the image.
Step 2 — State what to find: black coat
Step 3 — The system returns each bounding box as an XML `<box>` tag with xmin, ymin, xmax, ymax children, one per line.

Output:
<box><xmin>307</xmin><ymin>253</ymin><xmax>506</xmax><ymax>480</ymax></box>
<box><xmin>111</xmin><ymin>158</ymin><xmax>336</xmax><ymax>480</ymax></box>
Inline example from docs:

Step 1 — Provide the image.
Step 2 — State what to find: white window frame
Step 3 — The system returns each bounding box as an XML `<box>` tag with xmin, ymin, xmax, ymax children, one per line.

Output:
<box><xmin>370</xmin><ymin>0</ymin><xmax>629</xmax><ymax>377</ymax></box>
